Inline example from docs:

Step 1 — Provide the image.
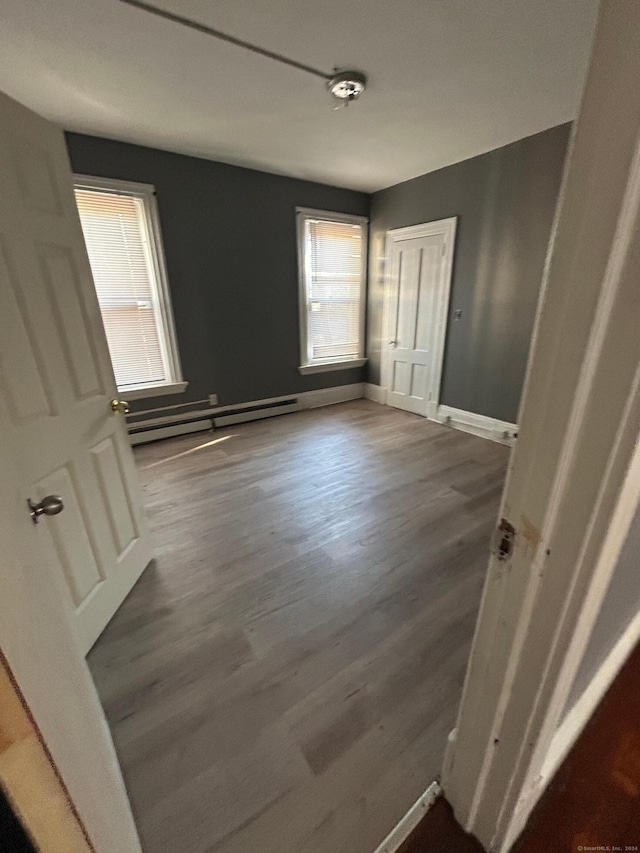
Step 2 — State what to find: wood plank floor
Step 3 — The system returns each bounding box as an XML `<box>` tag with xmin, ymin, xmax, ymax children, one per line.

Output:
<box><xmin>87</xmin><ymin>400</ymin><xmax>509</xmax><ymax>853</ymax></box>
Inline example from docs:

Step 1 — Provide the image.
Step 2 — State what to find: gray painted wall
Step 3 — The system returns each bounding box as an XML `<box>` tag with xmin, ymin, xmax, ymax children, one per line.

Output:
<box><xmin>65</xmin><ymin>133</ymin><xmax>369</xmax><ymax>412</ymax></box>
<box><xmin>367</xmin><ymin>123</ymin><xmax>571</xmax><ymax>423</ymax></box>
<box><xmin>566</xmin><ymin>501</ymin><xmax>640</xmax><ymax>711</ymax></box>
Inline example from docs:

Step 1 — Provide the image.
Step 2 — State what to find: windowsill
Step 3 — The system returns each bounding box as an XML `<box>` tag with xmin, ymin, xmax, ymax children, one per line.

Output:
<box><xmin>298</xmin><ymin>358</ymin><xmax>367</xmax><ymax>375</ymax></box>
<box><xmin>118</xmin><ymin>381</ymin><xmax>189</xmax><ymax>401</ymax></box>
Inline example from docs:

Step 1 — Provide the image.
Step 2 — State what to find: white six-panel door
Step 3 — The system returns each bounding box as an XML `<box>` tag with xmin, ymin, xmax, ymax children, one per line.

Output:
<box><xmin>0</xmin><ymin>91</ymin><xmax>153</xmax><ymax>655</ymax></box>
<box><xmin>383</xmin><ymin>219</ymin><xmax>457</xmax><ymax>418</ymax></box>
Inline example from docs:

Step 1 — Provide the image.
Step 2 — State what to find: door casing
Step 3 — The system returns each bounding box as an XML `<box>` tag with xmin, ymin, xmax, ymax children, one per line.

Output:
<box><xmin>443</xmin><ymin>3</ymin><xmax>640</xmax><ymax>849</ymax></box>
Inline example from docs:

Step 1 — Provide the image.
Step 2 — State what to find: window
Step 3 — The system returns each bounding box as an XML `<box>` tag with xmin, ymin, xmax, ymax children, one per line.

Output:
<box><xmin>74</xmin><ymin>176</ymin><xmax>186</xmax><ymax>399</ymax></box>
<box><xmin>296</xmin><ymin>208</ymin><xmax>368</xmax><ymax>374</ymax></box>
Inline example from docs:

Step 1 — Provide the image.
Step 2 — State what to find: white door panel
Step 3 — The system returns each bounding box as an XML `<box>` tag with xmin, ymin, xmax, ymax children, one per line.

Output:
<box><xmin>385</xmin><ymin>231</ymin><xmax>449</xmax><ymax>417</ymax></box>
<box><xmin>0</xmin><ymin>91</ymin><xmax>153</xmax><ymax>655</ymax></box>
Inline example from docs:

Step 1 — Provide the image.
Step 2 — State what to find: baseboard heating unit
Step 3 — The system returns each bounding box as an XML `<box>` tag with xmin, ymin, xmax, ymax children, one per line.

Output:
<box><xmin>126</xmin><ymin>383</ymin><xmax>365</xmax><ymax>445</ymax></box>
<box><xmin>129</xmin><ymin>418</ymin><xmax>214</xmax><ymax>445</ymax></box>
<box><xmin>129</xmin><ymin>399</ymin><xmax>299</xmax><ymax>445</ymax></box>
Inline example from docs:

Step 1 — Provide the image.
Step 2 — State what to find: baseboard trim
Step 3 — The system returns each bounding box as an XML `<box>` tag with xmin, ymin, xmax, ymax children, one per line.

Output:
<box><xmin>364</xmin><ymin>383</ymin><xmax>388</xmax><ymax>404</ymax></box>
<box><xmin>435</xmin><ymin>405</ymin><xmax>517</xmax><ymax>446</ymax></box>
<box><xmin>127</xmin><ymin>384</ymin><xmax>365</xmax><ymax>443</ymax></box>
<box><xmin>300</xmin><ymin>382</ymin><xmax>365</xmax><ymax>409</ymax></box>
<box><xmin>373</xmin><ymin>781</ymin><xmax>442</xmax><ymax>853</ymax></box>
<box><xmin>360</xmin><ymin>390</ymin><xmax>516</xmax><ymax>445</ymax></box>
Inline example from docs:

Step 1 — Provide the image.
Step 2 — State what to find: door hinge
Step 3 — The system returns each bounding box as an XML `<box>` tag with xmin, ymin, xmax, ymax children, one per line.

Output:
<box><xmin>493</xmin><ymin>518</ymin><xmax>516</xmax><ymax>561</ymax></box>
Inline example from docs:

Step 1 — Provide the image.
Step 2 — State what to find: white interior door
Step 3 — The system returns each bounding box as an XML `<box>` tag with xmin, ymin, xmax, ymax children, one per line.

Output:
<box><xmin>0</xmin><ymin>91</ymin><xmax>153</xmax><ymax>655</ymax></box>
<box><xmin>383</xmin><ymin>219</ymin><xmax>456</xmax><ymax>418</ymax></box>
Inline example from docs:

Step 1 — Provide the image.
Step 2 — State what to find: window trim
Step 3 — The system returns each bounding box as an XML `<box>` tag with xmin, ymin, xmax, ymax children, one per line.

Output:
<box><xmin>74</xmin><ymin>174</ymin><xmax>186</xmax><ymax>399</ymax></box>
<box><xmin>296</xmin><ymin>207</ymin><xmax>368</xmax><ymax>374</ymax></box>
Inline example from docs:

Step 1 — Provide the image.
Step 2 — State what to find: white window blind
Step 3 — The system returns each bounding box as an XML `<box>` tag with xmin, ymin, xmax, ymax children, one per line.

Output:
<box><xmin>299</xmin><ymin>212</ymin><xmax>366</xmax><ymax>367</ymax></box>
<box><xmin>74</xmin><ymin>183</ymin><xmax>179</xmax><ymax>392</ymax></box>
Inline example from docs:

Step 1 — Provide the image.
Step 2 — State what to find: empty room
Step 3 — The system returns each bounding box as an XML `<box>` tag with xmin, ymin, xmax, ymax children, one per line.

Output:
<box><xmin>5</xmin><ymin>3</ymin><xmax>640</xmax><ymax>853</ymax></box>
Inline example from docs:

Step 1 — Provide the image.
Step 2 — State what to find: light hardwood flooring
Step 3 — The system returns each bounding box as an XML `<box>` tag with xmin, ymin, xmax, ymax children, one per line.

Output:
<box><xmin>87</xmin><ymin>400</ymin><xmax>509</xmax><ymax>853</ymax></box>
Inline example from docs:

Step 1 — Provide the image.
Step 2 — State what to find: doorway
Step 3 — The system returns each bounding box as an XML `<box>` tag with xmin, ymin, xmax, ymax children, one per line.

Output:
<box><xmin>381</xmin><ymin>218</ymin><xmax>456</xmax><ymax>419</ymax></box>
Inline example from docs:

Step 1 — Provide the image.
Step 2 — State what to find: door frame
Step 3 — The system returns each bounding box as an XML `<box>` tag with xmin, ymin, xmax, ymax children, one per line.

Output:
<box><xmin>442</xmin><ymin>3</ymin><xmax>640</xmax><ymax>850</ymax></box>
<box><xmin>380</xmin><ymin>217</ymin><xmax>457</xmax><ymax>419</ymax></box>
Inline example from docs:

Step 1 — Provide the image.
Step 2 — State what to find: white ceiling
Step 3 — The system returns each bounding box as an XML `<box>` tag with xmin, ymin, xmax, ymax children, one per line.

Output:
<box><xmin>0</xmin><ymin>0</ymin><xmax>598</xmax><ymax>192</ymax></box>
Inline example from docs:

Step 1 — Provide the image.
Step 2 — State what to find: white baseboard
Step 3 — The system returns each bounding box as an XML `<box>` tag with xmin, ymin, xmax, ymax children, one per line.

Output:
<box><xmin>373</xmin><ymin>781</ymin><xmax>441</xmax><ymax>853</ymax></box>
<box><xmin>300</xmin><ymin>382</ymin><xmax>365</xmax><ymax>409</ymax></box>
<box><xmin>127</xmin><ymin>384</ymin><xmax>365</xmax><ymax>444</ymax></box>
<box><xmin>364</xmin><ymin>383</ymin><xmax>388</xmax><ymax>404</ymax></box>
<box><xmin>435</xmin><ymin>405</ymin><xmax>517</xmax><ymax>446</ymax></box>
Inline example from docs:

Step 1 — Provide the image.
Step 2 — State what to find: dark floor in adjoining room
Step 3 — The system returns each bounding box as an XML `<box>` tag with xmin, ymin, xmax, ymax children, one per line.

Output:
<box><xmin>397</xmin><ymin>797</ymin><xmax>484</xmax><ymax>853</ymax></box>
<box><xmin>87</xmin><ymin>400</ymin><xmax>509</xmax><ymax>853</ymax></box>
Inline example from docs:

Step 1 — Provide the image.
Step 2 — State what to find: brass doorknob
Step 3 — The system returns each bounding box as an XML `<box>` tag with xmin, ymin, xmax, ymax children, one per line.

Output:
<box><xmin>110</xmin><ymin>398</ymin><xmax>129</xmax><ymax>414</ymax></box>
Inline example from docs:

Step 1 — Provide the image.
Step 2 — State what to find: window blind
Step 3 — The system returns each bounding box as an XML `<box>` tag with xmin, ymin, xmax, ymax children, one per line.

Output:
<box><xmin>304</xmin><ymin>218</ymin><xmax>364</xmax><ymax>362</ymax></box>
<box><xmin>75</xmin><ymin>187</ymin><xmax>169</xmax><ymax>390</ymax></box>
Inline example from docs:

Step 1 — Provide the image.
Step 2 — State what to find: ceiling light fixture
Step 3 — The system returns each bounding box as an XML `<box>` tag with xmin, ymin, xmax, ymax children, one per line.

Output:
<box><xmin>114</xmin><ymin>0</ymin><xmax>367</xmax><ymax>106</ymax></box>
<box><xmin>326</xmin><ymin>70</ymin><xmax>367</xmax><ymax>107</ymax></box>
